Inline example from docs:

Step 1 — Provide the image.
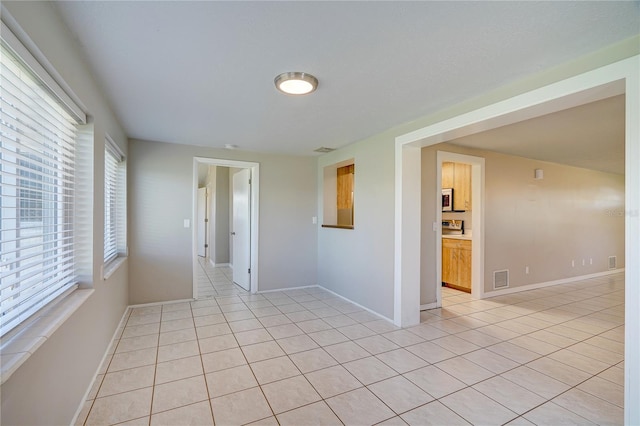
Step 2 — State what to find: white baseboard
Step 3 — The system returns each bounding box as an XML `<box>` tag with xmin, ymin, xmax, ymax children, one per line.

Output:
<box><xmin>128</xmin><ymin>298</ymin><xmax>195</xmax><ymax>309</ymax></box>
<box><xmin>257</xmin><ymin>284</ymin><xmax>318</xmax><ymax>294</ymax></box>
<box><xmin>208</xmin><ymin>258</ymin><xmax>231</xmax><ymax>268</ymax></box>
<box><xmin>483</xmin><ymin>268</ymin><xmax>625</xmax><ymax>299</ymax></box>
<box><xmin>258</xmin><ymin>285</ymin><xmax>394</xmax><ymax>327</ymax></box>
<box><xmin>317</xmin><ymin>285</ymin><xmax>394</xmax><ymax>325</ymax></box>
<box><xmin>71</xmin><ymin>305</ymin><xmax>131</xmax><ymax>425</ymax></box>
<box><xmin>420</xmin><ymin>302</ymin><xmax>438</xmax><ymax>311</ymax></box>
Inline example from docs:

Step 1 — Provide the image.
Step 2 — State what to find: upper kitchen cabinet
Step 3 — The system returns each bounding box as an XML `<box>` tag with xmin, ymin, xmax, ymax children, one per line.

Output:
<box><xmin>336</xmin><ymin>164</ymin><xmax>354</xmax><ymax>226</ymax></box>
<box><xmin>322</xmin><ymin>159</ymin><xmax>355</xmax><ymax>229</ymax></box>
<box><xmin>442</xmin><ymin>162</ymin><xmax>471</xmax><ymax>211</ymax></box>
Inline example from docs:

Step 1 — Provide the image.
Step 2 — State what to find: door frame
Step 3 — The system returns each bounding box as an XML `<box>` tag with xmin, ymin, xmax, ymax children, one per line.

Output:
<box><xmin>192</xmin><ymin>157</ymin><xmax>260</xmax><ymax>296</ymax></box>
<box><xmin>394</xmin><ymin>56</ymin><xmax>639</xmax><ymax>423</ymax></box>
<box><xmin>196</xmin><ymin>186</ymin><xmax>208</xmax><ymax>258</ymax></box>
<box><xmin>435</xmin><ymin>151</ymin><xmax>485</xmax><ymax>308</ymax></box>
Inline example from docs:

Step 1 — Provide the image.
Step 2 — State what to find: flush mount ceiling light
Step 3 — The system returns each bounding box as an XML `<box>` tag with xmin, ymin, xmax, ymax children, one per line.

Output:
<box><xmin>274</xmin><ymin>72</ymin><xmax>318</xmax><ymax>95</ymax></box>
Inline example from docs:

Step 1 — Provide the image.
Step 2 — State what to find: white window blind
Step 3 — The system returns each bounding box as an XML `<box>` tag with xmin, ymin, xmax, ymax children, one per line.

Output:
<box><xmin>104</xmin><ymin>137</ymin><xmax>124</xmax><ymax>264</ymax></box>
<box><xmin>0</xmin><ymin>39</ymin><xmax>81</xmax><ymax>336</ymax></box>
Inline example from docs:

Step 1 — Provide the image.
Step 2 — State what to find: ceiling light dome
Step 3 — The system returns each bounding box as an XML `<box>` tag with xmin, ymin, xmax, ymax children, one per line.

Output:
<box><xmin>274</xmin><ymin>72</ymin><xmax>318</xmax><ymax>95</ymax></box>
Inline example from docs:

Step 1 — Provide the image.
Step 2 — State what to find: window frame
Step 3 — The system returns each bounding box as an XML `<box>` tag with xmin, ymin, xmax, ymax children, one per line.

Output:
<box><xmin>103</xmin><ymin>135</ymin><xmax>126</xmax><ymax>270</ymax></box>
<box><xmin>0</xmin><ymin>21</ymin><xmax>86</xmax><ymax>338</ymax></box>
<box><xmin>321</xmin><ymin>158</ymin><xmax>355</xmax><ymax>230</ymax></box>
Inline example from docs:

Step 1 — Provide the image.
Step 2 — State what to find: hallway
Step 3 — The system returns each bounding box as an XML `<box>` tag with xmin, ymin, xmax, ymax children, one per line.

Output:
<box><xmin>196</xmin><ymin>258</ymin><xmax>250</xmax><ymax>299</ymax></box>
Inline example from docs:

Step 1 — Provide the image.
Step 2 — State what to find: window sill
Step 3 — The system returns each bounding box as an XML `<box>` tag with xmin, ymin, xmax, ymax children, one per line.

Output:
<box><xmin>321</xmin><ymin>224</ymin><xmax>354</xmax><ymax>230</ymax></box>
<box><xmin>0</xmin><ymin>288</ymin><xmax>94</xmax><ymax>385</ymax></box>
<box><xmin>102</xmin><ymin>256</ymin><xmax>127</xmax><ymax>280</ymax></box>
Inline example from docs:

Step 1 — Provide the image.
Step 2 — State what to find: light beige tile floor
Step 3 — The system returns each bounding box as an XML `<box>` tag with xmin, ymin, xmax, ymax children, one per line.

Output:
<box><xmin>77</xmin><ymin>262</ymin><xmax>624</xmax><ymax>425</ymax></box>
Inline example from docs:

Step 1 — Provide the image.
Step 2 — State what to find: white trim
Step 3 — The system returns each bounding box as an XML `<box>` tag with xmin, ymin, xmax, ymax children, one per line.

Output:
<box><xmin>208</xmin><ymin>260</ymin><xmax>231</xmax><ymax>268</ymax></box>
<box><xmin>0</xmin><ymin>19</ymin><xmax>86</xmax><ymax>123</ymax></box>
<box><xmin>104</xmin><ymin>134</ymin><xmax>125</xmax><ymax>160</ymax></box>
<box><xmin>101</xmin><ymin>256</ymin><xmax>127</xmax><ymax>281</ymax></box>
<box><xmin>192</xmin><ymin>158</ymin><xmax>260</xmax><ymax>297</ymax></box>
<box><xmin>0</xmin><ymin>288</ymin><xmax>91</xmax><ymax>385</ymax></box>
<box><xmin>420</xmin><ymin>302</ymin><xmax>437</xmax><ymax>311</ymax></box>
<box><xmin>394</xmin><ymin>144</ymin><xmax>422</xmax><ymax>327</ymax></box>
<box><xmin>70</xmin><ymin>302</ymin><xmax>129</xmax><ymax>426</ymax></box>
<box><xmin>257</xmin><ymin>285</ymin><xmax>317</xmax><ymax>294</ymax></box>
<box><xmin>483</xmin><ymin>269</ymin><xmax>625</xmax><ymax>299</ymax></box>
<box><xmin>395</xmin><ymin>55</ymin><xmax>639</xmax><ymax>424</ymax></box>
<box><xmin>127</xmin><ymin>298</ymin><xmax>195</xmax><ymax>309</ymax></box>
<box><xmin>318</xmin><ymin>286</ymin><xmax>394</xmax><ymax>324</ymax></box>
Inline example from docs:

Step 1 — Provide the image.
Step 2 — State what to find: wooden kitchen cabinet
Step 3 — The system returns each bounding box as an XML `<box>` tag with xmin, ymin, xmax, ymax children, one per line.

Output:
<box><xmin>442</xmin><ymin>238</ymin><xmax>472</xmax><ymax>292</ymax></box>
<box><xmin>336</xmin><ymin>164</ymin><xmax>354</xmax><ymax>226</ymax></box>
<box><xmin>454</xmin><ymin>163</ymin><xmax>471</xmax><ymax>211</ymax></box>
<box><xmin>442</xmin><ymin>162</ymin><xmax>471</xmax><ymax>211</ymax></box>
<box><xmin>442</xmin><ymin>162</ymin><xmax>454</xmax><ymax>189</ymax></box>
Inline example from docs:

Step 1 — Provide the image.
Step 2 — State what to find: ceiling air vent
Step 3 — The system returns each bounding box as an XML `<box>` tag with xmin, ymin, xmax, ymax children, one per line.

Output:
<box><xmin>314</xmin><ymin>147</ymin><xmax>335</xmax><ymax>153</ymax></box>
<box><xmin>608</xmin><ymin>256</ymin><xmax>617</xmax><ymax>270</ymax></box>
<box><xmin>493</xmin><ymin>270</ymin><xmax>509</xmax><ymax>290</ymax></box>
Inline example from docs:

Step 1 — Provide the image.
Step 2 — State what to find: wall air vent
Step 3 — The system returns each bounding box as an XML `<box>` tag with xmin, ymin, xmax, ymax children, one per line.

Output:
<box><xmin>314</xmin><ymin>147</ymin><xmax>335</xmax><ymax>153</ymax></box>
<box><xmin>493</xmin><ymin>270</ymin><xmax>509</xmax><ymax>289</ymax></box>
<box><xmin>608</xmin><ymin>256</ymin><xmax>617</xmax><ymax>270</ymax></box>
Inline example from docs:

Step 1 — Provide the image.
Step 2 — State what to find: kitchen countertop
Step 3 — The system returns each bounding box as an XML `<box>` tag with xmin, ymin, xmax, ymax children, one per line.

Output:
<box><xmin>442</xmin><ymin>234</ymin><xmax>472</xmax><ymax>240</ymax></box>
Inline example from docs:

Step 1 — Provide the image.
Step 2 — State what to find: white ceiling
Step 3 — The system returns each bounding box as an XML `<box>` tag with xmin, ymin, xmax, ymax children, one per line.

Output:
<box><xmin>54</xmin><ymin>1</ymin><xmax>638</xmax><ymax>166</ymax></box>
<box><xmin>446</xmin><ymin>94</ymin><xmax>626</xmax><ymax>175</ymax></box>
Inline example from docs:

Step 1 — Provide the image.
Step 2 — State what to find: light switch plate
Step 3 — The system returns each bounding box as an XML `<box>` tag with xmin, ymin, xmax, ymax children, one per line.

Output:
<box><xmin>184</xmin><ymin>219</ymin><xmax>190</xmax><ymax>228</ymax></box>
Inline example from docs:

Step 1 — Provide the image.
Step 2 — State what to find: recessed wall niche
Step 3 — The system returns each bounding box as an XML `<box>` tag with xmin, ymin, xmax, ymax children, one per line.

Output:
<box><xmin>322</xmin><ymin>159</ymin><xmax>355</xmax><ymax>229</ymax></box>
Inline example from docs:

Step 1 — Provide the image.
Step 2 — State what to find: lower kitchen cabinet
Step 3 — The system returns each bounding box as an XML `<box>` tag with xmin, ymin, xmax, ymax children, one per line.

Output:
<box><xmin>442</xmin><ymin>238</ymin><xmax>472</xmax><ymax>292</ymax></box>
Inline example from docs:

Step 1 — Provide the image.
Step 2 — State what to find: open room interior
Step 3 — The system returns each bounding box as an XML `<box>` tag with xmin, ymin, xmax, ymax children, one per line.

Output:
<box><xmin>0</xmin><ymin>2</ymin><xmax>638</xmax><ymax>425</ymax></box>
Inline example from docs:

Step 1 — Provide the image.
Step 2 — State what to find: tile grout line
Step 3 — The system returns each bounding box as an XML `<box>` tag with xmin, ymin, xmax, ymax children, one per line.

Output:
<box><xmin>146</xmin><ymin>305</ymin><xmax>163</xmax><ymax>425</ymax></box>
<box><xmin>189</xmin><ymin>296</ymin><xmax>217</xmax><ymax>425</ymax></box>
<box><xmin>81</xmin><ymin>273</ymin><xmax>624</xmax><ymax>425</ymax></box>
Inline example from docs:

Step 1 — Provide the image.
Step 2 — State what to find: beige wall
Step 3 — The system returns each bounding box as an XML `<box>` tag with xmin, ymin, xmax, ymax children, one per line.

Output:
<box><xmin>227</xmin><ymin>167</ymin><xmax>244</xmax><ymax>267</ymax></box>
<box><xmin>204</xmin><ymin>165</ymin><xmax>216</xmax><ymax>260</ymax></box>
<box><xmin>202</xmin><ymin>165</ymin><xmax>230</xmax><ymax>264</ymax></box>
<box><xmin>1</xmin><ymin>2</ymin><xmax>129</xmax><ymax>425</ymax></box>
<box><xmin>318</xmin><ymin>36</ymin><xmax>637</xmax><ymax>320</ymax></box>
<box><xmin>215</xmin><ymin>167</ymin><xmax>231</xmax><ymax>264</ymax></box>
<box><xmin>1</xmin><ymin>2</ymin><xmax>637</xmax><ymax>423</ymax></box>
<box><xmin>317</xmin><ymin>135</ymin><xmax>396</xmax><ymax>319</ymax></box>
<box><xmin>420</xmin><ymin>144</ymin><xmax>625</xmax><ymax>304</ymax></box>
<box><xmin>128</xmin><ymin>139</ymin><xmax>318</xmax><ymax>304</ymax></box>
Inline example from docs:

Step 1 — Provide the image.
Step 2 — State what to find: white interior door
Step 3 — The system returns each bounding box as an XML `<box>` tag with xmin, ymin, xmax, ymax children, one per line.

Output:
<box><xmin>232</xmin><ymin>169</ymin><xmax>251</xmax><ymax>291</ymax></box>
<box><xmin>197</xmin><ymin>187</ymin><xmax>207</xmax><ymax>257</ymax></box>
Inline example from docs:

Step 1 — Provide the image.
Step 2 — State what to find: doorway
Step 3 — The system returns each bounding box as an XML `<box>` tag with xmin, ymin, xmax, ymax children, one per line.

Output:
<box><xmin>192</xmin><ymin>157</ymin><xmax>260</xmax><ymax>297</ymax></box>
<box><xmin>394</xmin><ymin>60</ymin><xmax>638</xmax><ymax>423</ymax></box>
<box><xmin>232</xmin><ymin>168</ymin><xmax>251</xmax><ymax>291</ymax></box>
<box><xmin>435</xmin><ymin>152</ymin><xmax>484</xmax><ymax>308</ymax></box>
<box><xmin>196</xmin><ymin>187</ymin><xmax>208</xmax><ymax>258</ymax></box>
<box><xmin>395</xmin><ymin>75</ymin><xmax>634</xmax><ymax>327</ymax></box>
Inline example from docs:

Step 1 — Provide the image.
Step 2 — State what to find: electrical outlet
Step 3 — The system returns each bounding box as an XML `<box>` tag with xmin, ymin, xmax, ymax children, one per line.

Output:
<box><xmin>590</xmin><ymin>258</ymin><xmax>593</xmax><ymax>265</ymax></box>
<box><xmin>582</xmin><ymin>259</ymin><xmax>586</xmax><ymax>266</ymax></box>
<box><xmin>525</xmin><ymin>266</ymin><xmax>529</xmax><ymax>274</ymax></box>
<box><xmin>571</xmin><ymin>260</ymin><xmax>575</xmax><ymax>267</ymax></box>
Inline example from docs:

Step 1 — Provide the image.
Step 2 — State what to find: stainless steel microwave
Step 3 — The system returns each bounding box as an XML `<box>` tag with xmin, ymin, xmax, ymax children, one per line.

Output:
<box><xmin>442</xmin><ymin>188</ymin><xmax>453</xmax><ymax>211</ymax></box>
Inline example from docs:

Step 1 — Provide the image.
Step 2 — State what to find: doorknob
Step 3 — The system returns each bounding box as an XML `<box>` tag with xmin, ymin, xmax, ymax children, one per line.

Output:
<box><xmin>231</xmin><ymin>232</ymin><xmax>236</xmax><ymax>235</ymax></box>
